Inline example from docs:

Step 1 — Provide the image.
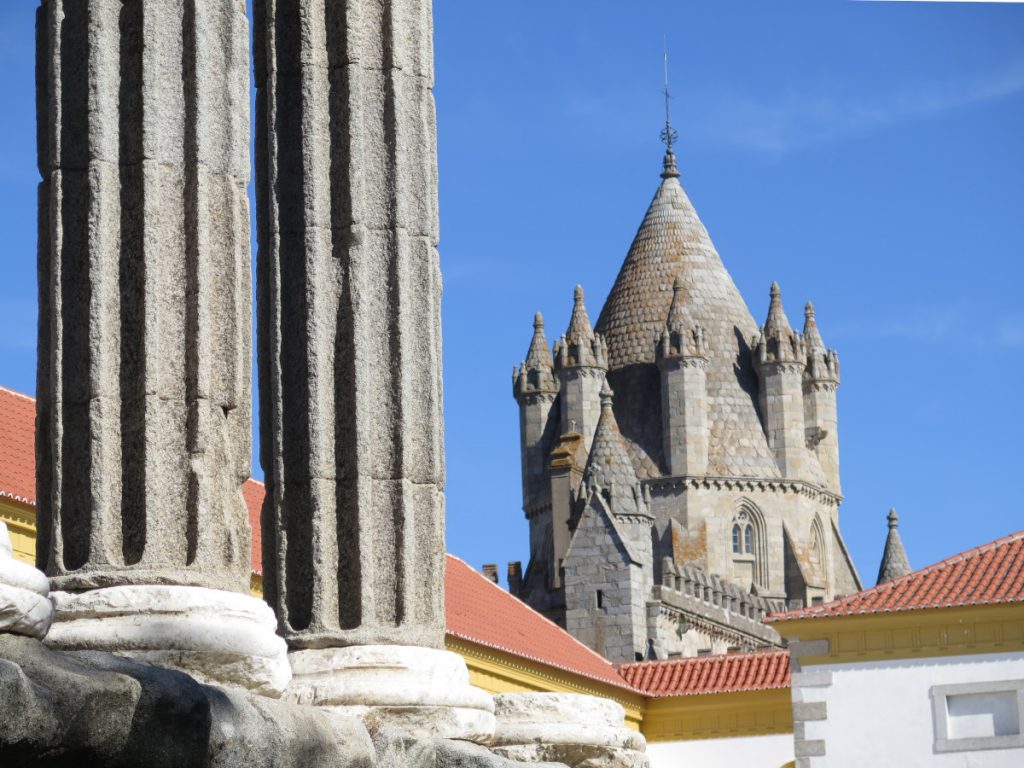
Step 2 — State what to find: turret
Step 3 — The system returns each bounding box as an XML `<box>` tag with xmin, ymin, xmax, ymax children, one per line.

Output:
<box><xmin>802</xmin><ymin>302</ymin><xmax>842</xmax><ymax>493</ymax></box>
<box><xmin>656</xmin><ymin>275</ymin><xmax>710</xmax><ymax>477</ymax></box>
<box><xmin>553</xmin><ymin>286</ymin><xmax>608</xmax><ymax>452</ymax></box>
<box><xmin>753</xmin><ymin>283</ymin><xmax>809</xmax><ymax>479</ymax></box>
<box><xmin>563</xmin><ymin>383</ymin><xmax>654</xmax><ymax>661</ymax></box>
<box><xmin>581</xmin><ymin>382</ymin><xmax>653</xmax><ymax>525</ymax></box>
<box><xmin>876</xmin><ymin>508</ymin><xmax>912</xmax><ymax>585</ymax></box>
<box><xmin>513</xmin><ymin>312</ymin><xmax>560</xmax><ymax>518</ymax></box>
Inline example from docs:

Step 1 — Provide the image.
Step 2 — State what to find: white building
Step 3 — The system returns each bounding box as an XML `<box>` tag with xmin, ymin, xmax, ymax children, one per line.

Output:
<box><xmin>770</xmin><ymin>529</ymin><xmax>1024</xmax><ymax>767</ymax></box>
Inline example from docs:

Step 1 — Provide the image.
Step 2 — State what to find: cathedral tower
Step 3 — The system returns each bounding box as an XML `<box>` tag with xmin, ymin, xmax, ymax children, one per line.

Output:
<box><xmin>511</xmin><ymin>143</ymin><xmax>862</xmax><ymax>660</ymax></box>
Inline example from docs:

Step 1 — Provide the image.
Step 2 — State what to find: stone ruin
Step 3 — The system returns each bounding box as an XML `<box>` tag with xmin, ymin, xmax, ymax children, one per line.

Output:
<box><xmin>0</xmin><ymin>1</ymin><xmax>649</xmax><ymax>767</ymax></box>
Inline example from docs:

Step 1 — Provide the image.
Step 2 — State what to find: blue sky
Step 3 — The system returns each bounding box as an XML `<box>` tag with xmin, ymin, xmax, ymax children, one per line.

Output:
<box><xmin>1</xmin><ymin>1</ymin><xmax>1022</xmax><ymax>587</ymax></box>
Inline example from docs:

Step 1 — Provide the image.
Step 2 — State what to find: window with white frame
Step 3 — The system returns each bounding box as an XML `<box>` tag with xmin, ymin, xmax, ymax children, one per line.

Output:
<box><xmin>932</xmin><ymin>679</ymin><xmax>1024</xmax><ymax>753</ymax></box>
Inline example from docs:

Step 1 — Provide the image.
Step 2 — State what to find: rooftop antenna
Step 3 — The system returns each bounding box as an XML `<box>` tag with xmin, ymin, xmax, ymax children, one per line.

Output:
<box><xmin>660</xmin><ymin>38</ymin><xmax>679</xmax><ymax>152</ymax></box>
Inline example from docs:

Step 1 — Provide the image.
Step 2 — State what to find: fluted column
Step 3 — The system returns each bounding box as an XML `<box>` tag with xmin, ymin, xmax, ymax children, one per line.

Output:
<box><xmin>255</xmin><ymin>0</ymin><xmax>444</xmax><ymax>650</ymax></box>
<box><xmin>254</xmin><ymin>0</ymin><xmax>494</xmax><ymax>739</ymax></box>
<box><xmin>36</xmin><ymin>0</ymin><xmax>288</xmax><ymax>695</ymax></box>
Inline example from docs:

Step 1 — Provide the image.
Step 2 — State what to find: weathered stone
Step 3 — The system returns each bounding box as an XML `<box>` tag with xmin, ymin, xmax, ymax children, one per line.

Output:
<box><xmin>374</xmin><ymin>732</ymin><xmax>565</xmax><ymax>768</ymax></box>
<box><xmin>492</xmin><ymin>693</ymin><xmax>648</xmax><ymax>768</ymax></box>
<box><xmin>0</xmin><ymin>522</ymin><xmax>53</xmax><ymax>638</ymax></box>
<box><xmin>254</xmin><ymin>0</ymin><xmax>446</xmax><ymax>651</ymax></box>
<box><xmin>0</xmin><ymin>634</ymin><xmax>374</xmax><ymax>768</ymax></box>
<box><xmin>46</xmin><ymin>585</ymin><xmax>290</xmax><ymax>696</ymax></box>
<box><xmin>34</xmin><ymin>0</ymin><xmax>289</xmax><ymax>695</ymax></box>
<box><xmin>36</xmin><ymin>0</ymin><xmax>253</xmax><ymax>592</ymax></box>
<box><xmin>287</xmin><ymin>645</ymin><xmax>495</xmax><ymax>742</ymax></box>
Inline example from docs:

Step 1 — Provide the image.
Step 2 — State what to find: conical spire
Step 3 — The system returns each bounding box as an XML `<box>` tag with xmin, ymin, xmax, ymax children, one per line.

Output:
<box><xmin>764</xmin><ymin>282</ymin><xmax>792</xmax><ymax>338</ymax></box>
<box><xmin>802</xmin><ymin>301</ymin><xmax>825</xmax><ymax>354</ymax></box>
<box><xmin>666</xmin><ymin>275</ymin><xmax>693</xmax><ymax>331</ymax></box>
<box><xmin>554</xmin><ymin>285</ymin><xmax>608</xmax><ymax>370</ymax></box>
<box><xmin>803</xmin><ymin>301</ymin><xmax>840</xmax><ymax>385</ymax></box>
<box><xmin>583</xmin><ymin>384</ymin><xmax>646</xmax><ymax>515</ymax></box>
<box><xmin>566</xmin><ymin>285</ymin><xmax>595</xmax><ymax>343</ymax></box>
<box><xmin>754</xmin><ymin>282</ymin><xmax>803</xmax><ymax>366</ymax></box>
<box><xmin>594</xmin><ymin>151</ymin><xmax>781</xmax><ymax>478</ymax></box>
<box><xmin>525</xmin><ymin>312</ymin><xmax>554</xmax><ymax>370</ymax></box>
<box><xmin>658</xmin><ymin>274</ymin><xmax>709</xmax><ymax>361</ymax></box>
<box><xmin>876</xmin><ymin>508</ymin><xmax>912</xmax><ymax>585</ymax></box>
<box><xmin>513</xmin><ymin>312</ymin><xmax>557</xmax><ymax>398</ymax></box>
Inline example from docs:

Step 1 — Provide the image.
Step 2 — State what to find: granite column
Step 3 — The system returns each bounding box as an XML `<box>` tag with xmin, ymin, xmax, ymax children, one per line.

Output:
<box><xmin>254</xmin><ymin>0</ymin><xmax>493</xmax><ymax>739</ymax></box>
<box><xmin>36</xmin><ymin>0</ymin><xmax>288</xmax><ymax>695</ymax></box>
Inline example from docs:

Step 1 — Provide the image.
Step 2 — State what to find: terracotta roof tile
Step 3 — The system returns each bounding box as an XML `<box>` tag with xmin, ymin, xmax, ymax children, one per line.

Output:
<box><xmin>769</xmin><ymin>528</ymin><xmax>1024</xmax><ymax>621</ymax></box>
<box><xmin>445</xmin><ymin>554</ymin><xmax>635</xmax><ymax>691</ymax></box>
<box><xmin>242</xmin><ymin>479</ymin><xmax>265</xmax><ymax>576</ymax></box>
<box><xmin>618</xmin><ymin>649</ymin><xmax>790</xmax><ymax>697</ymax></box>
<box><xmin>0</xmin><ymin>386</ymin><xmax>37</xmax><ymax>506</ymax></box>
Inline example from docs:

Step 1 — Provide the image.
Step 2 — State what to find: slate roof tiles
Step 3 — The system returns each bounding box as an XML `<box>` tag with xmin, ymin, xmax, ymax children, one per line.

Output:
<box><xmin>594</xmin><ymin>157</ymin><xmax>780</xmax><ymax>478</ymax></box>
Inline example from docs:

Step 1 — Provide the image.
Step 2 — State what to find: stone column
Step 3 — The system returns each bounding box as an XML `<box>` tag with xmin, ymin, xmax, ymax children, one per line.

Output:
<box><xmin>254</xmin><ymin>0</ymin><xmax>493</xmax><ymax>740</ymax></box>
<box><xmin>36</xmin><ymin>0</ymin><xmax>288</xmax><ymax>696</ymax></box>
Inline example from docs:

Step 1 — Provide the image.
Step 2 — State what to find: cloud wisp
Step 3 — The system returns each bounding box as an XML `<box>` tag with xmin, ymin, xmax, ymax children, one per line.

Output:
<box><xmin>687</xmin><ymin>56</ymin><xmax>1024</xmax><ymax>154</ymax></box>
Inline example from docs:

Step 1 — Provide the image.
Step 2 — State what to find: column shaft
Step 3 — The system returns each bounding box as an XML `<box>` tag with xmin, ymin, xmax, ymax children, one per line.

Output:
<box><xmin>36</xmin><ymin>0</ymin><xmax>253</xmax><ymax>593</ymax></box>
<box><xmin>255</xmin><ymin>0</ymin><xmax>445</xmax><ymax>649</ymax></box>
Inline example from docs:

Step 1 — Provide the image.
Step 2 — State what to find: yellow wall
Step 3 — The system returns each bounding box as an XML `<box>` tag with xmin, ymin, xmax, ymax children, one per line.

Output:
<box><xmin>0</xmin><ymin>497</ymin><xmax>35</xmax><ymax>564</ymax></box>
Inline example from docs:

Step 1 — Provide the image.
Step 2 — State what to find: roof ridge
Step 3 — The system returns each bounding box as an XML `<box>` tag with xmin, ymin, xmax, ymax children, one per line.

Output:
<box><xmin>0</xmin><ymin>386</ymin><xmax>35</xmax><ymax>403</ymax></box>
<box><xmin>616</xmin><ymin>647</ymin><xmax>788</xmax><ymax>671</ymax></box>
<box><xmin>769</xmin><ymin>527</ymin><xmax>1024</xmax><ymax>622</ymax></box>
<box><xmin>445</xmin><ymin>554</ymin><xmax>630</xmax><ymax>682</ymax></box>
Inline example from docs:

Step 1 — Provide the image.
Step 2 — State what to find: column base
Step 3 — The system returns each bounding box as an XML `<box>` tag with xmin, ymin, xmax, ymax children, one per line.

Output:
<box><xmin>492</xmin><ymin>693</ymin><xmax>649</xmax><ymax>768</ymax></box>
<box><xmin>286</xmin><ymin>645</ymin><xmax>496</xmax><ymax>743</ymax></box>
<box><xmin>0</xmin><ymin>522</ymin><xmax>53</xmax><ymax>639</ymax></box>
<box><xmin>45</xmin><ymin>584</ymin><xmax>291</xmax><ymax>697</ymax></box>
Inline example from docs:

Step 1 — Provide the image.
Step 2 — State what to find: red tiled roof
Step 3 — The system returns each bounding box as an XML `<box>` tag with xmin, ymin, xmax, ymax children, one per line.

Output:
<box><xmin>769</xmin><ymin>529</ymin><xmax>1024</xmax><ymax>622</ymax></box>
<box><xmin>0</xmin><ymin>386</ymin><xmax>37</xmax><ymax>506</ymax></box>
<box><xmin>445</xmin><ymin>554</ymin><xmax>636</xmax><ymax>691</ymax></box>
<box><xmin>618</xmin><ymin>649</ymin><xmax>790</xmax><ymax>697</ymax></box>
<box><xmin>242</xmin><ymin>478</ymin><xmax>265</xmax><ymax>576</ymax></box>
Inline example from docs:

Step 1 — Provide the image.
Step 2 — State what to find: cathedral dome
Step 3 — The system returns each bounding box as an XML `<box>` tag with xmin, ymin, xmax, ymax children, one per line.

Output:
<box><xmin>594</xmin><ymin>151</ymin><xmax>780</xmax><ymax>478</ymax></box>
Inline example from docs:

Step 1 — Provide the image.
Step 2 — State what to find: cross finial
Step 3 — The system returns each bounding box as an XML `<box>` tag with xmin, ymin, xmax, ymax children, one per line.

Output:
<box><xmin>660</xmin><ymin>39</ymin><xmax>678</xmax><ymax>152</ymax></box>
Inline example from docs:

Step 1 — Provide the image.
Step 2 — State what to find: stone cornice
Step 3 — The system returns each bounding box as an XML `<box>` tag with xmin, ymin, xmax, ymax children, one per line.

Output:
<box><xmin>642</xmin><ymin>688</ymin><xmax>793</xmax><ymax>742</ymax></box>
<box><xmin>646</xmin><ymin>475</ymin><xmax>842</xmax><ymax>506</ymax></box>
<box><xmin>775</xmin><ymin>603</ymin><xmax>1024</xmax><ymax>666</ymax></box>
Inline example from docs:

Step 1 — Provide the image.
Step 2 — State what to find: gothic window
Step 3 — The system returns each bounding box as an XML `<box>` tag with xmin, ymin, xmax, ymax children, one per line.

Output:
<box><xmin>733</xmin><ymin>500</ymin><xmax>769</xmax><ymax>588</ymax></box>
<box><xmin>809</xmin><ymin>516</ymin><xmax>826</xmax><ymax>566</ymax></box>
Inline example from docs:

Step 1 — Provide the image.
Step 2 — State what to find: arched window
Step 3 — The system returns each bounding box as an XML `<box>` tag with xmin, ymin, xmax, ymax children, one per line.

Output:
<box><xmin>732</xmin><ymin>500</ymin><xmax>769</xmax><ymax>589</ymax></box>
<box><xmin>809</xmin><ymin>516</ymin><xmax>826</xmax><ymax>570</ymax></box>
